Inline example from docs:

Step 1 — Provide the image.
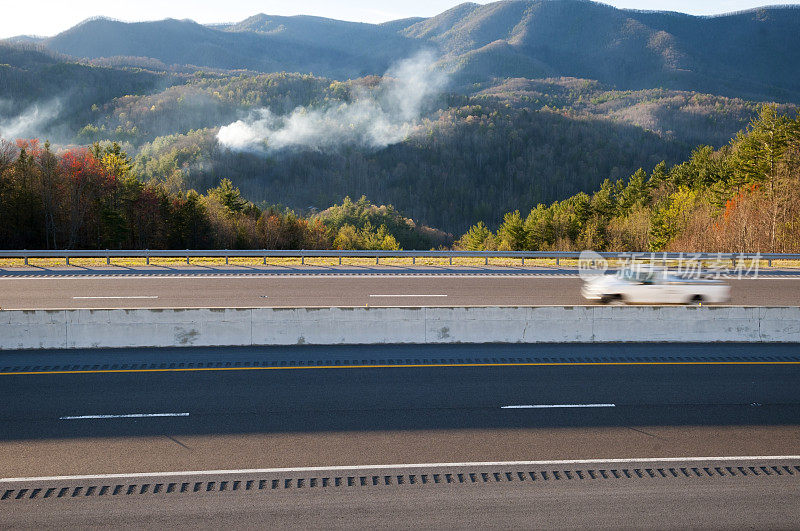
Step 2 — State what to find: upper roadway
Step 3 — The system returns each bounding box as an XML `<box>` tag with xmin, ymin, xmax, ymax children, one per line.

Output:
<box><xmin>1</xmin><ymin>266</ymin><xmax>799</xmax><ymax>309</ymax></box>
<box><xmin>1</xmin><ymin>343</ymin><xmax>799</xmax><ymax>526</ymax></box>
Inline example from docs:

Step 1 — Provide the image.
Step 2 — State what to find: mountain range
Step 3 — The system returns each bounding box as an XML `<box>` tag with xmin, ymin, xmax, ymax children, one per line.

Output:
<box><xmin>10</xmin><ymin>0</ymin><xmax>800</xmax><ymax>102</ymax></box>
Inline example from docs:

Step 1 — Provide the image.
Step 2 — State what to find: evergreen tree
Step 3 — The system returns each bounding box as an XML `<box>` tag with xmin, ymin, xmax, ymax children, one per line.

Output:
<box><xmin>457</xmin><ymin>221</ymin><xmax>494</xmax><ymax>250</ymax></box>
<box><xmin>497</xmin><ymin>211</ymin><xmax>527</xmax><ymax>250</ymax></box>
<box><xmin>208</xmin><ymin>178</ymin><xmax>249</xmax><ymax>216</ymax></box>
<box><xmin>618</xmin><ymin>169</ymin><xmax>649</xmax><ymax>214</ymax></box>
<box><xmin>523</xmin><ymin>205</ymin><xmax>554</xmax><ymax>250</ymax></box>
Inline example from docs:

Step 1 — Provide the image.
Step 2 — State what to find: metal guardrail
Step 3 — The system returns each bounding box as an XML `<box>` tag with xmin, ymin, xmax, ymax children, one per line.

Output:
<box><xmin>0</xmin><ymin>250</ymin><xmax>798</xmax><ymax>267</ymax></box>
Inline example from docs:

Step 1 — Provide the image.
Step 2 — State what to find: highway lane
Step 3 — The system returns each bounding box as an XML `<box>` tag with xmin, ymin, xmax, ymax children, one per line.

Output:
<box><xmin>1</xmin><ymin>269</ymin><xmax>799</xmax><ymax>308</ymax></box>
<box><xmin>1</xmin><ymin>344</ymin><xmax>799</xmax><ymax>478</ymax></box>
<box><xmin>1</xmin><ymin>344</ymin><xmax>799</xmax><ymax>526</ymax></box>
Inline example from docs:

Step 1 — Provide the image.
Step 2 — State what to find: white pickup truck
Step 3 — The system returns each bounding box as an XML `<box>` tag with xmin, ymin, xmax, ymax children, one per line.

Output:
<box><xmin>581</xmin><ymin>267</ymin><xmax>731</xmax><ymax>305</ymax></box>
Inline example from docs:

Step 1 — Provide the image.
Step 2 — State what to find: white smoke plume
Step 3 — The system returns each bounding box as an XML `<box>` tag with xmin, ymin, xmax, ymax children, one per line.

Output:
<box><xmin>0</xmin><ymin>99</ymin><xmax>62</xmax><ymax>141</ymax></box>
<box><xmin>217</xmin><ymin>51</ymin><xmax>446</xmax><ymax>152</ymax></box>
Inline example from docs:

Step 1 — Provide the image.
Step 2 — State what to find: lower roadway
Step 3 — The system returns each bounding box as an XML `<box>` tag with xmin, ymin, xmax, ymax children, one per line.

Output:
<box><xmin>1</xmin><ymin>343</ymin><xmax>799</xmax><ymax>526</ymax></box>
<box><xmin>1</xmin><ymin>267</ymin><xmax>799</xmax><ymax>308</ymax></box>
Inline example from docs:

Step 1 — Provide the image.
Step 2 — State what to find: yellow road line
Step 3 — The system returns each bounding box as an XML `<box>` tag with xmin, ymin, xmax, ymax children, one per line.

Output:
<box><xmin>1</xmin><ymin>361</ymin><xmax>799</xmax><ymax>376</ymax></box>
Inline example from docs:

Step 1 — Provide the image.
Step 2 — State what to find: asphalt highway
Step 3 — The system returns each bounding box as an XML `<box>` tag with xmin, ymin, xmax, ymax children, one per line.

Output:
<box><xmin>1</xmin><ymin>344</ymin><xmax>799</xmax><ymax>526</ymax></box>
<box><xmin>1</xmin><ymin>266</ymin><xmax>799</xmax><ymax>308</ymax></box>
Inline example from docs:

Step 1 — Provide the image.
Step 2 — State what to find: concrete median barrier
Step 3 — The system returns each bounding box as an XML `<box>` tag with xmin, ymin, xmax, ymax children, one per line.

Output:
<box><xmin>0</xmin><ymin>306</ymin><xmax>798</xmax><ymax>350</ymax></box>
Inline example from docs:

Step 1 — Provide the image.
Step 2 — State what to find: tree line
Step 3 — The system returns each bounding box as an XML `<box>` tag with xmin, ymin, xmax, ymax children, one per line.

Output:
<box><xmin>0</xmin><ymin>140</ymin><xmax>444</xmax><ymax>250</ymax></box>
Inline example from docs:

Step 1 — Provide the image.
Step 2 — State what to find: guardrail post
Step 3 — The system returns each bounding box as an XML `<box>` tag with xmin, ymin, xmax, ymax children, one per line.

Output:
<box><xmin>485</xmin><ymin>256</ymin><xmax>488</xmax><ymax>266</ymax></box>
<box><xmin>66</xmin><ymin>256</ymin><xmax>70</xmax><ymax>266</ymax></box>
<box><xmin>449</xmin><ymin>256</ymin><xmax>453</xmax><ymax>266</ymax></box>
<box><xmin>145</xmin><ymin>251</ymin><xmax>150</xmax><ymax>266</ymax></box>
<box><xmin>768</xmin><ymin>259</ymin><xmax>772</xmax><ymax>267</ymax></box>
<box><xmin>186</xmin><ymin>251</ymin><xmax>190</xmax><ymax>265</ymax></box>
<box><xmin>301</xmin><ymin>255</ymin><xmax>305</xmax><ymax>265</ymax></box>
<box><xmin>225</xmin><ymin>251</ymin><xmax>229</xmax><ymax>265</ymax></box>
<box><xmin>412</xmin><ymin>256</ymin><xmax>416</xmax><ymax>265</ymax></box>
<box><xmin>338</xmin><ymin>256</ymin><xmax>342</xmax><ymax>265</ymax></box>
<box><xmin>24</xmin><ymin>255</ymin><xmax>28</xmax><ymax>266</ymax></box>
<box><xmin>106</xmin><ymin>251</ymin><xmax>110</xmax><ymax>266</ymax></box>
<box><xmin>263</xmin><ymin>255</ymin><xmax>267</xmax><ymax>265</ymax></box>
<box><xmin>376</xmin><ymin>256</ymin><xmax>379</xmax><ymax>265</ymax></box>
<box><xmin>556</xmin><ymin>258</ymin><xmax>560</xmax><ymax>266</ymax></box>
<box><xmin>521</xmin><ymin>257</ymin><xmax>525</xmax><ymax>266</ymax></box>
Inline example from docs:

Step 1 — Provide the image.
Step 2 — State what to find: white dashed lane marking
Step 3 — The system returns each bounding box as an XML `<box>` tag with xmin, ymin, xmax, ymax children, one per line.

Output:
<box><xmin>59</xmin><ymin>413</ymin><xmax>189</xmax><ymax>420</ymax></box>
<box><xmin>369</xmin><ymin>294</ymin><xmax>448</xmax><ymax>298</ymax></box>
<box><xmin>72</xmin><ymin>296</ymin><xmax>159</xmax><ymax>300</ymax></box>
<box><xmin>501</xmin><ymin>404</ymin><xmax>616</xmax><ymax>409</ymax></box>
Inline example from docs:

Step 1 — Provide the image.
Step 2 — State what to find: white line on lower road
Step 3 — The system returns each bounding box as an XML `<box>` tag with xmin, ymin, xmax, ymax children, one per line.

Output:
<box><xmin>369</xmin><ymin>294</ymin><xmax>448</xmax><ymax>298</ymax></box>
<box><xmin>59</xmin><ymin>413</ymin><xmax>189</xmax><ymax>420</ymax></box>
<box><xmin>502</xmin><ymin>404</ymin><xmax>616</xmax><ymax>409</ymax></box>
<box><xmin>72</xmin><ymin>296</ymin><xmax>159</xmax><ymax>300</ymax></box>
<box><xmin>3</xmin><ymin>456</ymin><xmax>799</xmax><ymax>483</ymax></box>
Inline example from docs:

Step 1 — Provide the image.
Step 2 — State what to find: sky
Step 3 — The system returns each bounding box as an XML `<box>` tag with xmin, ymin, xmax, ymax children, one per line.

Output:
<box><xmin>1</xmin><ymin>0</ymin><xmax>796</xmax><ymax>39</ymax></box>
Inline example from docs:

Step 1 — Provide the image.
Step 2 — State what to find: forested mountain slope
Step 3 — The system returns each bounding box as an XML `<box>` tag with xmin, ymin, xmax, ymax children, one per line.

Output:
<box><xmin>0</xmin><ymin>43</ymin><xmax>168</xmax><ymax>140</ymax></box>
<box><xmin>131</xmin><ymin>101</ymin><xmax>687</xmax><ymax>233</ymax></box>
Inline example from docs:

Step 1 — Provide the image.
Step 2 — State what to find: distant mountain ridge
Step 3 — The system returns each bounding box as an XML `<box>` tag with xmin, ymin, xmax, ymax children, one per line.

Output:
<box><xmin>14</xmin><ymin>0</ymin><xmax>799</xmax><ymax>102</ymax></box>
<box><xmin>39</xmin><ymin>14</ymin><xmax>425</xmax><ymax>79</ymax></box>
<box><xmin>405</xmin><ymin>1</ymin><xmax>800</xmax><ymax>100</ymax></box>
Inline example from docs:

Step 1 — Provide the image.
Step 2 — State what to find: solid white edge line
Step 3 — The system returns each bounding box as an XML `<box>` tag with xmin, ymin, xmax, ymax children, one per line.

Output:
<box><xmin>502</xmin><ymin>404</ymin><xmax>615</xmax><ymax>409</ymax></box>
<box><xmin>3</xmin><ymin>456</ymin><xmax>799</xmax><ymax>483</ymax></box>
<box><xmin>59</xmin><ymin>413</ymin><xmax>189</xmax><ymax>420</ymax></box>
